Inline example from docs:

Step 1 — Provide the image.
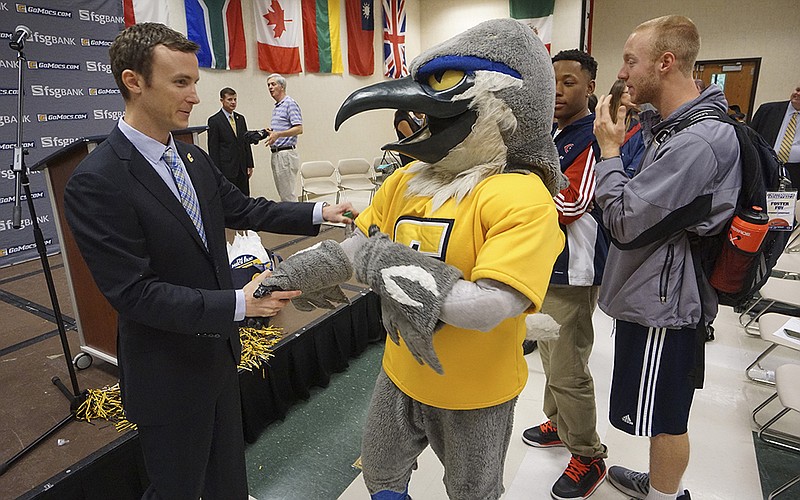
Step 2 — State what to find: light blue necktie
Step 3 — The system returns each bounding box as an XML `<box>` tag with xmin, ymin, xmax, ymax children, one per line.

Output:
<box><xmin>162</xmin><ymin>147</ymin><xmax>207</xmax><ymax>248</ymax></box>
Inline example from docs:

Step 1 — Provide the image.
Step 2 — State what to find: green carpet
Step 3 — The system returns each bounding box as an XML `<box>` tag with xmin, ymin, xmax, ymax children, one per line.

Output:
<box><xmin>753</xmin><ymin>431</ymin><xmax>800</xmax><ymax>498</ymax></box>
<box><xmin>246</xmin><ymin>341</ymin><xmax>384</xmax><ymax>500</ymax></box>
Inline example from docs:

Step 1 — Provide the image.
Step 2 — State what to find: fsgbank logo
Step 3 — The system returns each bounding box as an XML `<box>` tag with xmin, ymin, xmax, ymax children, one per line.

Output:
<box><xmin>38</xmin><ymin>113</ymin><xmax>89</xmax><ymax>123</ymax></box>
<box><xmin>27</xmin><ymin>60</ymin><xmax>81</xmax><ymax>71</ymax></box>
<box><xmin>80</xmin><ymin>37</ymin><xmax>113</xmax><ymax>48</ymax></box>
<box><xmin>15</xmin><ymin>4</ymin><xmax>71</xmax><ymax>18</ymax></box>
<box><xmin>31</xmin><ymin>85</ymin><xmax>85</xmax><ymax>98</ymax></box>
<box><xmin>0</xmin><ymin>115</ymin><xmax>30</xmax><ymax>127</ymax></box>
<box><xmin>40</xmin><ymin>136</ymin><xmax>81</xmax><ymax>148</ymax></box>
<box><xmin>85</xmin><ymin>60</ymin><xmax>112</xmax><ymax>74</ymax></box>
<box><xmin>93</xmin><ymin>109</ymin><xmax>124</xmax><ymax>120</ymax></box>
<box><xmin>89</xmin><ymin>88</ymin><xmax>121</xmax><ymax>96</ymax></box>
<box><xmin>78</xmin><ymin>10</ymin><xmax>123</xmax><ymax>25</ymax></box>
<box><xmin>0</xmin><ymin>59</ymin><xmax>20</xmax><ymax>69</ymax></box>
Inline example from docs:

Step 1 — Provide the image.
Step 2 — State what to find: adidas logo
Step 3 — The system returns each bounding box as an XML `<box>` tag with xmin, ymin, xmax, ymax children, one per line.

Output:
<box><xmin>622</xmin><ymin>414</ymin><xmax>634</xmax><ymax>425</ymax></box>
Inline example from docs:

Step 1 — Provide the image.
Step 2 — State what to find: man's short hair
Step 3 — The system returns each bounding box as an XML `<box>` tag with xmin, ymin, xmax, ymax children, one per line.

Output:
<box><xmin>220</xmin><ymin>87</ymin><xmax>236</xmax><ymax>99</ymax></box>
<box><xmin>552</xmin><ymin>49</ymin><xmax>598</xmax><ymax>80</ymax></box>
<box><xmin>109</xmin><ymin>23</ymin><xmax>199</xmax><ymax>101</ymax></box>
<box><xmin>636</xmin><ymin>15</ymin><xmax>700</xmax><ymax>77</ymax></box>
<box><xmin>267</xmin><ymin>73</ymin><xmax>287</xmax><ymax>90</ymax></box>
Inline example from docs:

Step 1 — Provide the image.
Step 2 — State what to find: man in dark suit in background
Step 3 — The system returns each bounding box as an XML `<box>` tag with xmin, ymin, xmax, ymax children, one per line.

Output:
<box><xmin>64</xmin><ymin>23</ymin><xmax>355</xmax><ymax>500</ymax></box>
<box><xmin>750</xmin><ymin>81</ymin><xmax>800</xmax><ymax>187</ymax></box>
<box><xmin>207</xmin><ymin>87</ymin><xmax>254</xmax><ymax>195</ymax></box>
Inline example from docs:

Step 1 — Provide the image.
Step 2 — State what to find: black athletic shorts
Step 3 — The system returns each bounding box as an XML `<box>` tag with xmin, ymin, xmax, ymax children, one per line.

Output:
<box><xmin>609</xmin><ymin>320</ymin><xmax>699</xmax><ymax>436</ymax></box>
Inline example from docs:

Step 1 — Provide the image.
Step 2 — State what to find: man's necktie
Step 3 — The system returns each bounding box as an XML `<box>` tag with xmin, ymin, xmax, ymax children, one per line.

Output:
<box><xmin>162</xmin><ymin>147</ymin><xmax>207</xmax><ymax>247</ymax></box>
<box><xmin>777</xmin><ymin>111</ymin><xmax>798</xmax><ymax>164</ymax></box>
<box><xmin>229</xmin><ymin>114</ymin><xmax>236</xmax><ymax>135</ymax></box>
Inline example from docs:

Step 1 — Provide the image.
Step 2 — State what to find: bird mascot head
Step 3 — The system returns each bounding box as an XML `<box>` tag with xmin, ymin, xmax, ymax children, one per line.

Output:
<box><xmin>335</xmin><ymin>18</ymin><xmax>566</xmax><ymax>209</ymax></box>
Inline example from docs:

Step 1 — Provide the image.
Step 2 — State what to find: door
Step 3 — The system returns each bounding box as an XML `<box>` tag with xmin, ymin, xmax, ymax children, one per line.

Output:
<box><xmin>694</xmin><ymin>58</ymin><xmax>761</xmax><ymax>121</ymax></box>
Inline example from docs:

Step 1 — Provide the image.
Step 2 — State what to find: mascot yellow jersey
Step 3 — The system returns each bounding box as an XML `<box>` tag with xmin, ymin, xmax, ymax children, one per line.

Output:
<box><xmin>356</xmin><ymin>165</ymin><xmax>564</xmax><ymax>409</ymax></box>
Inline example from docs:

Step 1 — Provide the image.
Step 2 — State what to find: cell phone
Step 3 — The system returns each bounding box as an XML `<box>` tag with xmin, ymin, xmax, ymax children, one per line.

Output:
<box><xmin>783</xmin><ymin>327</ymin><xmax>800</xmax><ymax>340</ymax></box>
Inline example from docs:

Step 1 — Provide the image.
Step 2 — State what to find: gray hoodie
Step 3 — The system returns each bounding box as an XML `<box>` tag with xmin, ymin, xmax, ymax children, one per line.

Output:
<box><xmin>595</xmin><ymin>86</ymin><xmax>741</xmax><ymax>328</ymax></box>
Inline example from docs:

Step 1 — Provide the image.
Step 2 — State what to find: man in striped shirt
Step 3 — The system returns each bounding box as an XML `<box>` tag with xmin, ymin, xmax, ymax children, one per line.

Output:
<box><xmin>521</xmin><ymin>49</ymin><xmax>610</xmax><ymax>500</ymax></box>
<box><xmin>267</xmin><ymin>74</ymin><xmax>303</xmax><ymax>201</ymax></box>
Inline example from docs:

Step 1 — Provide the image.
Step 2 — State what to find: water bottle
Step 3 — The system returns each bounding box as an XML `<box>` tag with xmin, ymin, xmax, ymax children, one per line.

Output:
<box><xmin>709</xmin><ymin>206</ymin><xmax>770</xmax><ymax>293</ymax></box>
<box><xmin>343</xmin><ymin>210</ymin><xmax>355</xmax><ymax>238</ymax></box>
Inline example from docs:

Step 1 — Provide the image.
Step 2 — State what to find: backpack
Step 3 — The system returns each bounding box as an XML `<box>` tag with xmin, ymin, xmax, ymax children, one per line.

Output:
<box><xmin>653</xmin><ymin>107</ymin><xmax>794</xmax><ymax>308</ymax></box>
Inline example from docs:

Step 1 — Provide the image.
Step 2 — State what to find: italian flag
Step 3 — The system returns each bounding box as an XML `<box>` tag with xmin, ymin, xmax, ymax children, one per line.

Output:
<box><xmin>123</xmin><ymin>0</ymin><xmax>169</xmax><ymax>27</ymax></box>
<box><xmin>254</xmin><ymin>0</ymin><xmax>302</xmax><ymax>74</ymax></box>
<box><xmin>184</xmin><ymin>0</ymin><xmax>247</xmax><ymax>69</ymax></box>
<box><xmin>509</xmin><ymin>0</ymin><xmax>555</xmax><ymax>53</ymax></box>
<box><xmin>302</xmin><ymin>0</ymin><xmax>343</xmax><ymax>73</ymax></box>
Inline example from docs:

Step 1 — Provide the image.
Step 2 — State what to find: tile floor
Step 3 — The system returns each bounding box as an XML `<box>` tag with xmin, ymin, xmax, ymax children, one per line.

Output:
<box><xmin>331</xmin><ymin>304</ymin><xmax>800</xmax><ymax>500</ymax></box>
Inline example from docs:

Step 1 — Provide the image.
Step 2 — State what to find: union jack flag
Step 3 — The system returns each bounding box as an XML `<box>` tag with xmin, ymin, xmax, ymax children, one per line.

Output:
<box><xmin>382</xmin><ymin>0</ymin><xmax>408</xmax><ymax>78</ymax></box>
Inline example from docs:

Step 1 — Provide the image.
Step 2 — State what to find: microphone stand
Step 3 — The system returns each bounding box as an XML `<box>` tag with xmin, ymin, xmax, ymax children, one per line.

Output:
<box><xmin>0</xmin><ymin>39</ymin><xmax>87</xmax><ymax>477</ymax></box>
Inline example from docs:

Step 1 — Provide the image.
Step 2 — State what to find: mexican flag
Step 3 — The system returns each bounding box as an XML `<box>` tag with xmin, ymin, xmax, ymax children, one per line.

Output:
<box><xmin>509</xmin><ymin>0</ymin><xmax>555</xmax><ymax>53</ymax></box>
<box><xmin>184</xmin><ymin>0</ymin><xmax>247</xmax><ymax>69</ymax></box>
<box><xmin>254</xmin><ymin>0</ymin><xmax>302</xmax><ymax>74</ymax></box>
<box><xmin>302</xmin><ymin>0</ymin><xmax>344</xmax><ymax>73</ymax></box>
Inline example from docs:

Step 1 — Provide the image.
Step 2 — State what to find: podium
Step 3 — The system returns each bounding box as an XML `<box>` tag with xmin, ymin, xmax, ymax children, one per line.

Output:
<box><xmin>32</xmin><ymin>126</ymin><xmax>207</xmax><ymax>365</ymax></box>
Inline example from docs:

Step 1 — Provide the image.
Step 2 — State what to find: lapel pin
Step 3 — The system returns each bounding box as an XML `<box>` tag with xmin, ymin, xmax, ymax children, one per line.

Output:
<box><xmin>187</xmin><ymin>153</ymin><xmax>194</xmax><ymax>163</ymax></box>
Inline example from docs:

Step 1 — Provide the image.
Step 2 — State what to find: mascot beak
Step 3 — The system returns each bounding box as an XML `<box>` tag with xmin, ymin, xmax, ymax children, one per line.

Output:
<box><xmin>335</xmin><ymin>75</ymin><xmax>478</xmax><ymax>164</ymax></box>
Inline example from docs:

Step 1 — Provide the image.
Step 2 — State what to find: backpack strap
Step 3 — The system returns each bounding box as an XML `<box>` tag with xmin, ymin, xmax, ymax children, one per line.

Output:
<box><xmin>653</xmin><ymin>108</ymin><xmax>729</xmax><ymax>147</ymax></box>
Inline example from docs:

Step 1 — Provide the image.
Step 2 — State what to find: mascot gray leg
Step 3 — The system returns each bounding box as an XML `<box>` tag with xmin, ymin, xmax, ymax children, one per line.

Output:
<box><xmin>362</xmin><ymin>370</ymin><xmax>517</xmax><ymax>500</ymax></box>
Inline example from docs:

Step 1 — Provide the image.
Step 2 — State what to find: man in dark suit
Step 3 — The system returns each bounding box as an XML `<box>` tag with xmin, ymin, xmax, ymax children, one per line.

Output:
<box><xmin>750</xmin><ymin>81</ymin><xmax>800</xmax><ymax>187</ymax></box>
<box><xmin>63</xmin><ymin>23</ymin><xmax>355</xmax><ymax>500</ymax></box>
<box><xmin>207</xmin><ymin>87</ymin><xmax>254</xmax><ymax>195</ymax></box>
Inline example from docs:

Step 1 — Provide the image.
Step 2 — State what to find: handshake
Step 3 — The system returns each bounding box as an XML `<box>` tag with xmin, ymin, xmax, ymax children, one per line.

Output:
<box><xmin>243</xmin><ymin>128</ymin><xmax>271</xmax><ymax>145</ymax></box>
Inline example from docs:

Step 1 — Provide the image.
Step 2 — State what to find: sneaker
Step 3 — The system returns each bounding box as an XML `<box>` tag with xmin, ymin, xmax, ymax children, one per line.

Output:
<box><xmin>551</xmin><ymin>454</ymin><xmax>606</xmax><ymax>499</ymax></box>
<box><xmin>606</xmin><ymin>466</ymin><xmax>691</xmax><ymax>499</ymax></box>
<box><xmin>522</xmin><ymin>420</ymin><xmax>563</xmax><ymax>448</ymax></box>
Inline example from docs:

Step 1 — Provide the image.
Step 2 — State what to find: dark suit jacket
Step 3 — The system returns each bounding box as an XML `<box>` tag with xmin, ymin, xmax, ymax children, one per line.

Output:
<box><xmin>64</xmin><ymin>126</ymin><xmax>318</xmax><ymax>426</ymax></box>
<box><xmin>750</xmin><ymin>100</ymin><xmax>789</xmax><ymax>146</ymax></box>
<box><xmin>207</xmin><ymin>109</ymin><xmax>254</xmax><ymax>193</ymax></box>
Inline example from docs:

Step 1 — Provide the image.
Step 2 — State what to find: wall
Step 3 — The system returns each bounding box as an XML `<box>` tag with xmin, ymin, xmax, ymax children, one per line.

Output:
<box><xmin>165</xmin><ymin>0</ymin><xmax>421</xmax><ymax>200</ymax></box>
<box><xmin>159</xmin><ymin>0</ymin><xmax>798</xmax><ymax>198</ymax></box>
<box><xmin>589</xmin><ymin>1</ymin><xmax>799</xmax><ymax>109</ymax></box>
<box><xmin>417</xmin><ymin>0</ymin><xmax>583</xmax><ymax>52</ymax></box>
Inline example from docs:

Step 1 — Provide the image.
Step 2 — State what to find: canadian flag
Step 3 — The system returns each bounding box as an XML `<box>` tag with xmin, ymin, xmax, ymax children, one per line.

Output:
<box><xmin>254</xmin><ymin>0</ymin><xmax>302</xmax><ymax>74</ymax></box>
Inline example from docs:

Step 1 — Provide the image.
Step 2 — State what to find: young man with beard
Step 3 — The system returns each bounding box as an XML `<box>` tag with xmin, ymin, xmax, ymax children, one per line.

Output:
<box><xmin>521</xmin><ymin>49</ymin><xmax>609</xmax><ymax>500</ymax></box>
<box><xmin>593</xmin><ymin>15</ymin><xmax>741</xmax><ymax>500</ymax></box>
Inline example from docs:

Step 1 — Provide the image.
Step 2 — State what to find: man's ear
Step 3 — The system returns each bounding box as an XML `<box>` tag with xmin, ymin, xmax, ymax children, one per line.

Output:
<box><xmin>587</xmin><ymin>79</ymin><xmax>596</xmax><ymax>95</ymax></box>
<box><xmin>121</xmin><ymin>69</ymin><xmax>143</xmax><ymax>96</ymax></box>
<box><xmin>659</xmin><ymin>52</ymin><xmax>676</xmax><ymax>73</ymax></box>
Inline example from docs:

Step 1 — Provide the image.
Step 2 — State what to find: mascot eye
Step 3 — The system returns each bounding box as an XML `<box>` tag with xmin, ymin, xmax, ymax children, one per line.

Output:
<box><xmin>428</xmin><ymin>70</ymin><xmax>466</xmax><ymax>91</ymax></box>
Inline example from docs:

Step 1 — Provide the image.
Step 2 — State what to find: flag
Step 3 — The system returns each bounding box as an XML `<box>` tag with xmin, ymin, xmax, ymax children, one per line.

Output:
<box><xmin>185</xmin><ymin>0</ymin><xmax>247</xmax><ymax>69</ymax></box>
<box><xmin>346</xmin><ymin>0</ymin><xmax>374</xmax><ymax>76</ymax></box>
<box><xmin>123</xmin><ymin>0</ymin><xmax>169</xmax><ymax>27</ymax></box>
<box><xmin>382</xmin><ymin>0</ymin><xmax>407</xmax><ymax>79</ymax></box>
<box><xmin>302</xmin><ymin>0</ymin><xmax>343</xmax><ymax>73</ymax></box>
<box><xmin>254</xmin><ymin>0</ymin><xmax>302</xmax><ymax>74</ymax></box>
<box><xmin>509</xmin><ymin>0</ymin><xmax>555</xmax><ymax>53</ymax></box>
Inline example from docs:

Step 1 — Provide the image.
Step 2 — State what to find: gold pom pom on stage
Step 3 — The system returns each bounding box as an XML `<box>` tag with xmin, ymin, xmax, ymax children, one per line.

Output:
<box><xmin>238</xmin><ymin>324</ymin><xmax>283</xmax><ymax>372</ymax></box>
<box><xmin>75</xmin><ymin>326</ymin><xmax>284</xmax><ymax>432</ymax></box>
<box><xmin>75</xmin><ymin>383</ymin><xmax>137</xmax><ymax>432</ymax></box>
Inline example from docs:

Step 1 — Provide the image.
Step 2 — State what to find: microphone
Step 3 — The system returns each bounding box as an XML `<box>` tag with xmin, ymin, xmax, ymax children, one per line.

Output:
<box><xmin>9</xmin><ymin>25</ymin><xmax>32</xmax><ymax>51</ymax></box>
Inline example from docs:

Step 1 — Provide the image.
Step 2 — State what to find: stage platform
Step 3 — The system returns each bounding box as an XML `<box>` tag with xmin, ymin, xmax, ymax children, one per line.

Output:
<box><xmin>0</xmin><ymin>225</ymin><xmax>383</xmax><ymax>499</ymax></box>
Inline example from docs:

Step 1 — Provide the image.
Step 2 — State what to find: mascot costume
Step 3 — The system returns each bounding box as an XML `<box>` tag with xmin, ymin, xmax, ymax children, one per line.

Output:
<box><xmin>258</xmin><ymin>18</ymin><xmax>566</xmax><ymax>500</ymax></box>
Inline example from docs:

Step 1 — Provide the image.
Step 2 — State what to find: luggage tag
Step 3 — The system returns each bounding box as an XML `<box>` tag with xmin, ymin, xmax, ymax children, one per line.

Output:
<box><xmin>766</xmin><ymin>190</ymin><xmax>797</xmax><ymax>231</ymax></box>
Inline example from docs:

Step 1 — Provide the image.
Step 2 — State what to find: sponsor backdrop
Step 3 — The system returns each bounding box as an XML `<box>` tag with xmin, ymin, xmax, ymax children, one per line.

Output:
<box><xmin>0</xmin><ymin>0</ymin><xmax>124</xmax><ymax>266</ymax></box>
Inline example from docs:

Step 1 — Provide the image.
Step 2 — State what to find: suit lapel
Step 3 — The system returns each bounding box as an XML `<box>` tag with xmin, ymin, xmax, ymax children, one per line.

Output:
<box><xmin>111</xmin><ymin>130</ymin><xmax>211</xmax><ymax>255</ymax></box>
